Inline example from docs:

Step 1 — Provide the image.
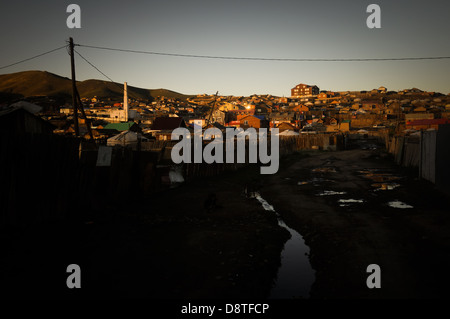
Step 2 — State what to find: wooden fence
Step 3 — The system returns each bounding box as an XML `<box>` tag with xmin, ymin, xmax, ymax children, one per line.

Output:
<box><xmin>2</xmin><ymin>131</ymin><xmax>346</xmax><ymax>224</ymax></box>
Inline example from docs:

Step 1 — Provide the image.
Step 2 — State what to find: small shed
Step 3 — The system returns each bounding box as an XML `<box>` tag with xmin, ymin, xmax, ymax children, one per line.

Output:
<box><xmin>0</xmin><ymin>104</ymin><xmax>54</xmax><ymax>136</ymax></box>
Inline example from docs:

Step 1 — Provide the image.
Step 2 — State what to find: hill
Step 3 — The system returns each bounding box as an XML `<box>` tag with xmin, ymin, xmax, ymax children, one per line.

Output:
<box><xmin>0</xmin><ymin>70</ymin><xmax>192</xmax><ymax>103</ymax></box>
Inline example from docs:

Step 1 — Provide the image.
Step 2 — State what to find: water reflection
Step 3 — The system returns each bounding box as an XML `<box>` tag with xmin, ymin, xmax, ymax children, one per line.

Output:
<box><xmin>253</xmin><ymin>193</ymin><xmax>315</xmax><ymax>299</ymax></box>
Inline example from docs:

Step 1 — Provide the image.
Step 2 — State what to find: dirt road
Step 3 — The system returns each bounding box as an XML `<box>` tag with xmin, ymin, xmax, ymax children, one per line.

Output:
<box><xmin>260</xmin><ymin>149</ymin><xmax>450</xmax><ymax>298</ymax></box>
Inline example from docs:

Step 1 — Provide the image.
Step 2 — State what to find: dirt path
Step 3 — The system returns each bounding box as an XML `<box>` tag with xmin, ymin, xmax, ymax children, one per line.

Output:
<box><xmin>260</xmin><ymin>149</ymin><xmax>450</xmax><ymax>299</ymax></box>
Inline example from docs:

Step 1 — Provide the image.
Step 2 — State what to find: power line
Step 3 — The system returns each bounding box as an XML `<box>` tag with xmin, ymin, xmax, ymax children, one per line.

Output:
<box><xmin>75</xmin><ymin>50</ymin><xmax>118</xmax><ymax>84</ymax></box>
<box><xmin>76</xmin><ymin>43</ymin><xmax>450</xmax><ymax>62</ymax></box>
<box><xmin>74</xmin><ymin>49</ymin><xmax>143</xmax><ymax>101</ymax></box>
<box><xmin>0</xmin><ymin>45</ymin><xmax>67</xmax><ymax>70</ymax></box>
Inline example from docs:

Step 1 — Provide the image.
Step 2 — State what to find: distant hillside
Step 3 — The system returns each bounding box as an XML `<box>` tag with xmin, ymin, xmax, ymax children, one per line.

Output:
<box><xmin>0</xmin><ymin>70</ymin><xmax>192</xmax><ymax>103</ymax></box>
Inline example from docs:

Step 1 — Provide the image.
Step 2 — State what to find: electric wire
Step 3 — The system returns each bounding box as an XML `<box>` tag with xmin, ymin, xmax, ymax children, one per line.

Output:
<box><xmin>0</xmin><ymin>45</ymin><xmax>67</xmax><ymax>70</ymax></box>
<box><xmin>75</xmin><ymin>43</ymin><xmax>450</xmax><ymax>62</ymax></box>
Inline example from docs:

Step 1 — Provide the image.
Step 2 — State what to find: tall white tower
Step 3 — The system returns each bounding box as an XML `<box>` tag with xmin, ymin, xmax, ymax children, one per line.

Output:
<box><xmin>123</xmin><ymin>82</ymin><xmax>129</xmax><ymax>122</ymax></box>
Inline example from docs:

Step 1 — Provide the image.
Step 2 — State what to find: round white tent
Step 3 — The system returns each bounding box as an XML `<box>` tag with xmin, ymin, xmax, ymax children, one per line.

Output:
<box><xmin>107</xmin><ymin>130</ymin><xmax>149</xmax><ymax>149</ymax></box>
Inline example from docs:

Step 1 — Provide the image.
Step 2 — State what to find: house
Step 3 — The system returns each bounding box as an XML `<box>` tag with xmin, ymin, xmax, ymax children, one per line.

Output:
<box><xmin>239</xmin><ymin>115</ymin><xmax>269</xmax><ymax>129</ymax></box>
<box><xmin>339</xmin><ymin>107</ymin><xmax>351</xmax><ymax>114</ymax></box>
<box><xmin>384</xmin><ymin>108</ymin><xmax>397</xmax><ymax>115</ymax></box>
<box><xmin>151</xmin><ymin>116</ymin><xmax>187</xmax><ymax>140</ymax></box>
<box><xmin>413</xmin><ymin>106</ymin><xmax>427</xmax><ymax>113</ymax></box>
<box><xmin>324</xmin><ymin>118</ymin><xmax>339</xmax><ymax>132</ymax></box>
<box><xmin>361</xmin><ymin>99</ymin><xmax>384</xmax><ymax>111</ymax></box>
<box><xmin>226</xmin><ymin>120</ymin><xmax>241</xmax><ymax>128</ymax></box>
<box><xmin>277</xmin><ymin>122</ymin><xmax>296</xmax><ymax>132</ymax></box>
<box><xmin>406</xmin><ymin>119</ymin><xmax>450</xmax><ymax>130</ymax></box>
<box><xmin>219</xmin><ymin>102</ymin><xmax>241</xmax><ymax>112</ymax></box>
<box><xmin>291</xmin><ymin>83</ymin><xmax>320</xmax><ymax>98</ymax></box>
<box><xmin>386</xmin><ymin>101</ymin><xmax>401</xmax><ymax>112</ymax></box>
<box><xmin>292</xmin><ymin>105</ymin><xmax>309</xmax><ymax>113</ymax></box>
<box><xmin>152</xmin><ymin>117</ymin><xmax>187</xmax><ymax>130</ymax></box>
<box><xmin>317</xmin><ymin>92</ymin><xmax>329</xmax><ymax>100</ymax></box>
<box><xmin>254</xmin><ymin>103</ymin><xmax>270</xmax><ymax>115</ymax></box>
<box><xmin>269</xmin><ymin>112</ymin><xmax>295</xmax><ymax>126</ymax></box>
<box><xmin>103</xmin><ymin>121</ymin><xmax>140</xmax><ymax>132</ymax></box>
<box><xmin>226</xmin><ymin>109</ymin><xmax>255</xmax><ymax>123</ymax></box>
<box><xmin>209</xmin><ymin>109</ymin><xmax>226</xmax><ymax>125</ymax></box>
<box><xmin>339</xmin><ymin>120</ymin><xmax>351</xmax><ymax>132</ymax></box>
<box><xmin>405</xmin><ymin>113</ymin><xmax>434</xmax><ymax>121</ymax></box>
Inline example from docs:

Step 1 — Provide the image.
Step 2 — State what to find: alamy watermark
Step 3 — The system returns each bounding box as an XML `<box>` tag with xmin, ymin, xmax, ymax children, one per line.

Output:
<box><xmin>366</xmin><ymin>4</ymin><xmax>381</xmax><ymax>29</ymax></box>
<box><xmin>66</xmin><ymin>264</ymin><xmax>81</xmax><ymax>288</ymax></box>
<box><xmin>66</xmin><ymin>4</ymin><xmax>381</xmax><ymax>29</ymax></box>
<box><xmin>171</xmin><ymin>127</ymin><xmax>280</xmax><ymax>175</ymax></box>
<box><xmin>66</xmin><ymin>4</ymin><xmax>81</xmax><ymax>29</ymax></box>
<box><xmin>366</xmin><ymin>264</ymin><xmax>381</xmax><ymax>288</ymax></box>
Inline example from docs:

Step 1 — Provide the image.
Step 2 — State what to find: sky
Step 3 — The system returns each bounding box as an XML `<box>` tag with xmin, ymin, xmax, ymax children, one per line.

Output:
<box><xmin>1</xmin><ymin>0</ymin><xmax>450</xmax><ymax>96</ymax></box>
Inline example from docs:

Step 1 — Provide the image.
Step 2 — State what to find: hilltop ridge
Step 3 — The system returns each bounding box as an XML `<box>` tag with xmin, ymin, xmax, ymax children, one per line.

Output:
<box><xmin>0</xmin><ymin>70</ymin><xmax>192</xmax><ymax>103</ymax></box>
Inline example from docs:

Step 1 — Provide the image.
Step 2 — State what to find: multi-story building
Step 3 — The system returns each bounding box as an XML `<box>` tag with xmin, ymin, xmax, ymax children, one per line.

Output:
<box><xmin>291</xmin><ymin>83</ymin><xmax>320</xmax><ymax>98</ymax></box>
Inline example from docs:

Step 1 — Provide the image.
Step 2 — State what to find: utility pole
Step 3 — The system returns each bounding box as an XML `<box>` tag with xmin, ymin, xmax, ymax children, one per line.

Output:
<box><xmin>69</xmin><ymin>37</ymin><xmax>94</xmax><ymax>141</ymax></box>
<box><xmin>69</xmin><ymin>37</ymin><xmax>79</xmax><ymax>136</ymax></box>
<box><xmin>76</xmin><ymin>89</ymin><xmax>94</xmax><ymax>140</ymax></box>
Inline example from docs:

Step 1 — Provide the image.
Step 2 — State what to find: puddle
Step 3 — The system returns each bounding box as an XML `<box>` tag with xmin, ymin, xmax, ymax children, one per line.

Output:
<box><xmin>317</xmin><ymin>190</ymin><xmax>347</xmax><ymax>196</ymax></box>
<box><xmin>338</xmin><ymin>199</ymin><xmax>364</xmax><ymax>207</ymax></box>
<box><xmin>388</xmin><ymin>200</ymin><xmax>413</xmax><ymax>209</ymax></box>
<box><xmin>253</xmin><ymin>193</ymin><xmax>315</xmax><ymax>299</ymax></box>
<box><xmin>372</xmin><ymin>183</ymin><xmax>400</xmax><ymax>191</ymax></box>
<box><xmin>338</xmin><ymin>199</ymin><xmax>364</xmax><ymax>203</ymax></box>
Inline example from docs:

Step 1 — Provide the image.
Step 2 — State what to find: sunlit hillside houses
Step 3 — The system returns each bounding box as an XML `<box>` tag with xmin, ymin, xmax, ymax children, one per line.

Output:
<box><xmin>45</xmin><ymin>78</ymin><xmax>450</xmax><ymax>142</ymax></box>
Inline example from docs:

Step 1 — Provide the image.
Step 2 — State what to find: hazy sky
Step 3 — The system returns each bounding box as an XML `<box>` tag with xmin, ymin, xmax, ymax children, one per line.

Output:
<box><xmin>1</xmin><ymin>0</ymin><xmax>450</xmax><ymax>96</ymax></box>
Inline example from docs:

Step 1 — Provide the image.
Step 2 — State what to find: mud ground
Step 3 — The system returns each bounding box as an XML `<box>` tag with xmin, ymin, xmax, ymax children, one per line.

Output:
<box><xmin>2</xmin><ymin>148</ymin><xmax>450</xmax><ymax>299</ymax></box>
<box><xmin>1</xmin><ymin>164</ymin><xmax>289</xmax><ymax>299</ymax></box>
<box><xmin>260</xmin><ymin>148</ymin><xmax>450</xmax><ymax>299</ymax></box>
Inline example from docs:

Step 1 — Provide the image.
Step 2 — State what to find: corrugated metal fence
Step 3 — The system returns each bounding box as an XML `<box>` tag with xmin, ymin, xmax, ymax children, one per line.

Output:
<box><xmin>388</xmin><ymin>124</ymin><xmax>450</xmax><ymax>192</ymax></box>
